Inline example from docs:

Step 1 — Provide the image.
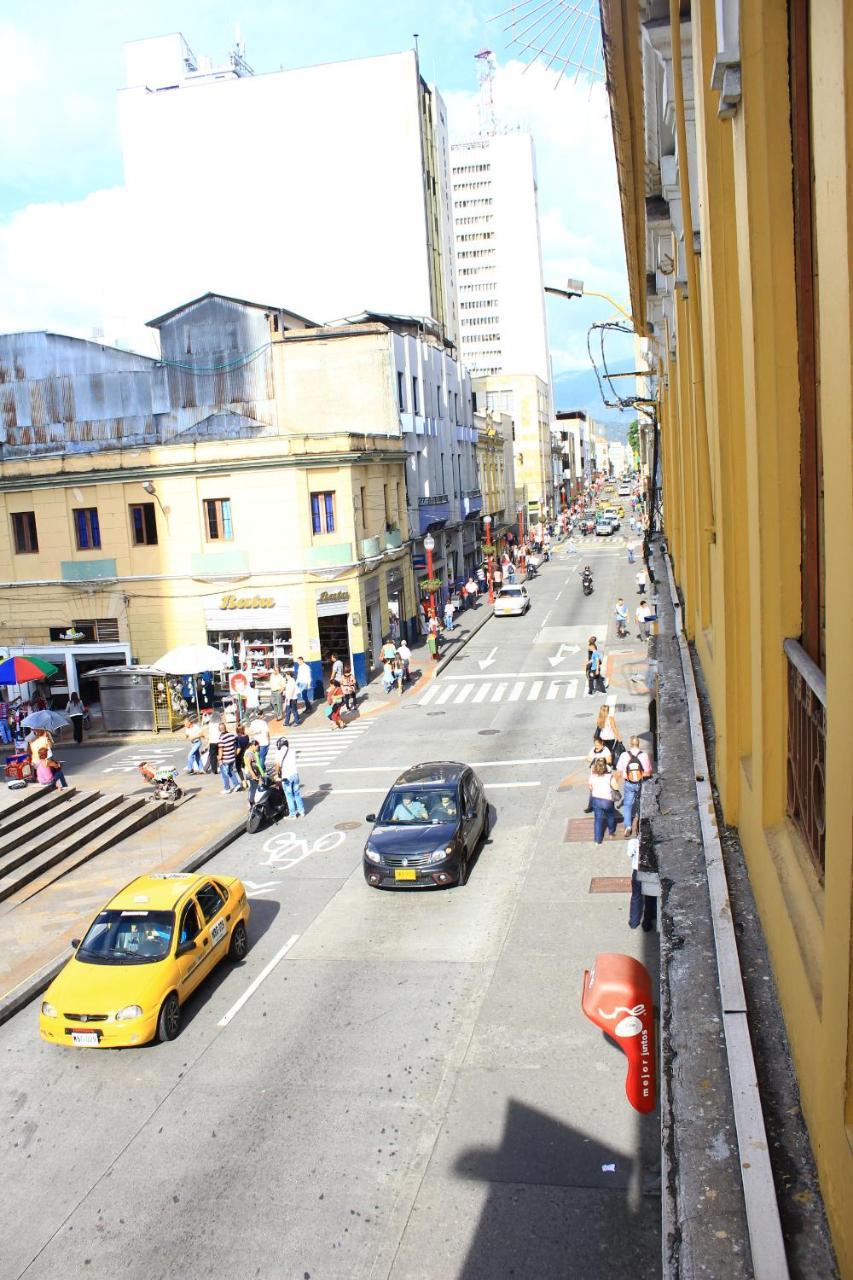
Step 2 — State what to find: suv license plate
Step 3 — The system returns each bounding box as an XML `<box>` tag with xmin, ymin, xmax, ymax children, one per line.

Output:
<box><xmin>394</xmin><ymin>869</ymin><xmax>417</xmax><ymax>881</ymax></box>
<box><xmin>71</xmin><ymin>1031</ymin><xmax>100</xmax><ymax>1046</ymax></box>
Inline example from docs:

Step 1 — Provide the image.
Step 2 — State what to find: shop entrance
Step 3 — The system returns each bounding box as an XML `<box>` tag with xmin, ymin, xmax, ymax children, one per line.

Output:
<box><xmin>318</xmin><ymin>613</ymin><xmax>351</xmax><ymax>681</ymax></box>
<box><xmin>366</xmin><ymin>601</ymin><xmax>382</xmax><ymax>669</ymax></box>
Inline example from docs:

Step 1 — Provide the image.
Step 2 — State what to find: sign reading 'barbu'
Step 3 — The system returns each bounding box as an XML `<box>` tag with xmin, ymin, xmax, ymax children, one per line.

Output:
<box><xmin>219</xmin><ymin>594</ymin><xmax>275</xmax><ymax>610</ymax></box>
<box><xmin>317</xmin><ymin>590</ymin><xmax>349</xmax><ymax>604</ymax></box>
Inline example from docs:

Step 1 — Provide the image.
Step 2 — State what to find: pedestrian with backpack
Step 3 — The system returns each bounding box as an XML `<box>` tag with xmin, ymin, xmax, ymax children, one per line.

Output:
<box><xmin>616</xmin><ymin>736</ymin><xmax>653</xmax><ymax>833</ymax></box>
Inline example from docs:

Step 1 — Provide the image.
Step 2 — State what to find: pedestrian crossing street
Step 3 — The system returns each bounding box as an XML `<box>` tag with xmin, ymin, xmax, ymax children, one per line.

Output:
<box><xmin>290</xmin><ymin>720</ymin><xmax>375</xmax><ymax>768</ymax></box>
<box><xmin>418</xmin><ymin>676</ymin><xmax>583</xmax><ymax>708</ymax></box>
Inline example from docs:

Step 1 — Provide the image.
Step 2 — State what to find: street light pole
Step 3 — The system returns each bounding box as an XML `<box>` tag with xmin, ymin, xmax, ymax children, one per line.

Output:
<box><xmin>544</xmin><ymin>282</ymin><xmax>635</xmax><ymax>328</ymax></box>
<box><xmin>423</xmin><ymin>532</ymin><xmax>436</xmax><ymax>622</ymax></box>
<box><xmin>483</xmin><ymin>514</ymin><xmax>494</xmax><ymax>604</ymax></box>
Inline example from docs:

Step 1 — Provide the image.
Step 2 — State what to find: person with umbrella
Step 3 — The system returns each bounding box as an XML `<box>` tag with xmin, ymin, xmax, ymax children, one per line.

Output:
<box><xmin>66</xmin><ymin>692</ymin><xmax>86</xmax><ymax>744</ymax></box>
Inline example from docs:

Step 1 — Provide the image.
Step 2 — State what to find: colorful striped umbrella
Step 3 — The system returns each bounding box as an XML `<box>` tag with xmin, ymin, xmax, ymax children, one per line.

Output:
<box><xmin>0</xmin><ymin>656</ymin><xmax>59</xmax><ymax>684</ymax></box>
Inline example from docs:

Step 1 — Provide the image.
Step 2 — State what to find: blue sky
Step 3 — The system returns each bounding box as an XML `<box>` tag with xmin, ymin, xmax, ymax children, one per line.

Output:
<box><xmin>0</xmin><ymin>0</ymin><xmax>634</xmax><ymax>421</ymax></box>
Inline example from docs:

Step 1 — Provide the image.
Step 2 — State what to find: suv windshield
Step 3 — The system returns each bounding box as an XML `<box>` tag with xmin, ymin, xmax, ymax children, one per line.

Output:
<box><xmin>378</xmin><ymin>788</ymin><xmax>459</xmax><ymax>824</ymax></box>
<box><xmin>76</xmin><ymin>909</ymin><xmax>175</xmax><ymax>964</ymax></box>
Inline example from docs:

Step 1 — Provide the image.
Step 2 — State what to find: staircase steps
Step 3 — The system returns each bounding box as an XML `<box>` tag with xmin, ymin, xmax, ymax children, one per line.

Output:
<box><xmin>0</xmin><ymin>789</ymin><xmax>101</xmax><ymax>859</ymax></box>
<box><xmin>0</xmin><ymin>791</ymin><xmax>170</xmax><ymax>904</ymax></box>
<box><xmin>0</xmin><ymin>784</ymin><xmax>78</xmax><ymax>836</ymax></box>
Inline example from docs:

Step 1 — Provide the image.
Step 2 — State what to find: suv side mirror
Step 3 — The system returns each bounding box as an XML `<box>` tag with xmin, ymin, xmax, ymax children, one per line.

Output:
<box><xmin>365</xmin><ymin>813</ymin><xmax>377</xmax><ymax>824</ymax></box>
<box><xmin>176</xmin><ymin>939</ymin><xmax>197</xmax><ymax>957</ymax></box>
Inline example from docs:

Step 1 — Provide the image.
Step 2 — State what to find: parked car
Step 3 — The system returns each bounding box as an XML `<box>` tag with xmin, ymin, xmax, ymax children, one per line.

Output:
<box><xmin>363</xmin><ymin>762</ymin><xmax>489</xmax><ymax>888</ymax></box>
<box><xmin>494</xmin><ymin>584</ymin><xmax>530</xmax><ymax>616</ymax></box>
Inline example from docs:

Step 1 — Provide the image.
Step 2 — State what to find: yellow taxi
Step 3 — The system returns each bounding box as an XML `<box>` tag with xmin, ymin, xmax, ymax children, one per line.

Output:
<box><xmin>39</xmin><ymin>872</ymin><xmax>250</xmax><ymax>1048</ymax></box>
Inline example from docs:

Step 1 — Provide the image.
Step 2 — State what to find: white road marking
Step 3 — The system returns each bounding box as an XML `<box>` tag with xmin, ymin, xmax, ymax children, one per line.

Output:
<box><xmin>418</xmin><ymin>683</ymin><xmax>440</xmax><ymax>706</ymax></box>
<box><xmin>546</xmin><ymin>683</ymin><xmax>560</xmax><ymax>701</ymax></box>
<box><xmin>331</xmin><ymin>755</ymin><xmax>586</xmax><ymax>773</ymax></box>
<box><xmin>508</xmin><ymin>681</ymin><xmax>524</xmax><ymax>702</ymax></box>
<box><xmin>435</xmin><ymin>685</ymin><xmax>456</xmax><ymax>705</ymax></box>
<box><xmin>453</xmin><ymin>683</ymin><xmax>475</xmax><ymax>704</ymax></box>
<box><xmin>440</xmin><ymin>670</ymin><xmax>584</xmax><ymax>680</ymax></box>
<box><xmin>555</xmin><ymin>591</ymin><xmax>562</xmax><ymax>601</ymax></box>
<box><xmin>473</xmin><ymin>683</ymin><xmax>492</xmax><ymax>703</ymax></box>
<box><xmin>217</xmin><ymin>933</ymin><xmax>300</xmax><ymax>1028</ymax></box>
<box><xmin>564</xmin><ymin>679</ymin><xmax>579</xmax><ymax>699</ymax></box>
<box><xmin>478</xmin><ymin>646</ymin><xmax>499</xmax><ymax>670</ymax></box>
<box><xmin>527</xmin><ymin>680</ymin><xmax>543</xmax><ymax>700</ymax></box>
<box><xmin>262</xmin><ymin>830</ymin><xmax>346</xmax><ymax>868</ymax></box>
<box><xmin>491</xmin><ymin>682</ymin><xmax>508</xmax><ymax>702</ymax></box>
<box><xmin>484</xmin><ymin>781</ymin><xmax>541</xmax><ymax>788</ymax></box>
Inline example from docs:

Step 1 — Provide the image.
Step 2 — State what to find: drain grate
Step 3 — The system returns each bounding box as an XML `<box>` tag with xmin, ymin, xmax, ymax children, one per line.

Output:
<box><xmin>426</xmin><ymin>711</ymin><xmax>445</xmax><ymax>716</ymax></box>
<box><xmin>563</xmin><ymin>816</ymin><xmax>596</xmax><ymax>842</ymax></box>
<box><xmin>478</xmin><ymin>729</ymin><xmax>500</xmax><ymax>736</ymax></box>
<box><xmin>335</xmin><ymin>820</ymin><xmax>361</xmax><ymax>831</ymax></box>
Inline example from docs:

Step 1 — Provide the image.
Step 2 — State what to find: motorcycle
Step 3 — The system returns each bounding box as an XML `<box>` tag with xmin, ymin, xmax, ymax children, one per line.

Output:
<box><xmin>138</xmin><ymin>762</ymin><xmax>183</xmax><ymax>802</ymax></box>
<box><xmin>582</xmin><ymin>573</ymin><xmax>594</xmax><ymax>597</ymax></box>
<box><xmin>246</xmin><ymin>776</ymin><xmax>289</xmax><ymax>834</ymax></box>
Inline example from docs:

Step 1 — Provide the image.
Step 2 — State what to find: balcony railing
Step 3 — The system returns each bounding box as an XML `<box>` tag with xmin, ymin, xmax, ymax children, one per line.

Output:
<box><xmin>784</xmin><ymin>638</ymin><xmax>826</xmax><ymax>878</ymax></box>
<box><xmin>418</xmin><ymin>494</ymin><xmax>449</xmax><ymax>505</ymax></box>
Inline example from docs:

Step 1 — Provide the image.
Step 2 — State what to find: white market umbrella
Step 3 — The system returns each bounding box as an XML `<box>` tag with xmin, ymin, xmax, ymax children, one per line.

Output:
<box><xmin>153</xmin><ymin>645</ymin><xmax>229</xmax><ymax>719</ymax></box>
<box><xmin>22</xmin><ymin>709</ymin><xmax>71</xmax><ymax>732</ymax></box>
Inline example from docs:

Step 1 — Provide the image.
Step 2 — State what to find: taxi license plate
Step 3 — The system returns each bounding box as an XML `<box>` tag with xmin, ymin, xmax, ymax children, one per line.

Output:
<box><xmin>394</xmin><ymin>869</ymin><xmax>417</xmax><ymax>881</ymax></box>
<box><xmin>71</xmin><ymin>1031</ymin><xmax>99</xmax><ymax>1046</ymax></box>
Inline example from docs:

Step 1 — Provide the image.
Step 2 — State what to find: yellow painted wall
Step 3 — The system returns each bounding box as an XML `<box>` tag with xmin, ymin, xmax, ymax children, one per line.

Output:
<box><xmin>605</xmin><ymin>0</ymin><xmax>853</xmax><ymax>1268</ymax></box>
<box><xmin>473</xmin><ymin>373</ymin><xmax>552</xmax><ymax>514</ymax></box>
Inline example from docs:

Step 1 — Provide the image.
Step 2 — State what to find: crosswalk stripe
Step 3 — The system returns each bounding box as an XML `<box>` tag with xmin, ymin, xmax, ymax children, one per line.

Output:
<box><xmin>546</xmin><ymin>683</ymin><xmax>560</xmax><ymax>701</ymax></box>
<box><xmin>418</xmin><ymin>683</ymin><xmax>440</xmax><ymax>706</ymax></box>
<box><xmin>509</xmin><ymin>681</ymin><xmax>524</xmax><ymax>702</ymax></box>
<box><xmin>564</xmin><ymin>679</ymin><xmax>578</xmax><ymax>699</ymax></box>
<box><xmin>435</xmin><ymin>685</ymin><xmax>456</xmax><ymax>705</ymax></box>
<box><xmin>491</xmin><ymin>682</ymin><xmax>508</xmax><ymax>702</ymax></box>
<box><xmin>473</xmin><ymin>684</ymin><xmax>491</xmax><ymax>703</ymax></box>
<box><xmin>454</xmin><ymin>683</ymin><xmax>475</xmax><ymax>704</ymax></box>
<box><xmin>528</xmin><ymin>680</ymin><xmax>543</xmax><ymax>700</ymax></box>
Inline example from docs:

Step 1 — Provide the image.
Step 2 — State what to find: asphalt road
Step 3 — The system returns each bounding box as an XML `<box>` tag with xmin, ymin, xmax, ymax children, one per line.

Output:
<box><xmin>0</xmin><ymin>535</ymin><xmax>660</xmax><ymax>1280</ymax></box>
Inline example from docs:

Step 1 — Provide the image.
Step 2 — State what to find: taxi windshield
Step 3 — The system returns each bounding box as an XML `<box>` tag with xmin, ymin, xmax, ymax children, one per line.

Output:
<box><xmin>76</xmin><ymin>909</ymin><xmax>175</xmax><ymax>964</ymax></box>
<box><xmin>378</xmin><ymin>788</ymin><xmax>459</xmax><ymax>825</ymax></box>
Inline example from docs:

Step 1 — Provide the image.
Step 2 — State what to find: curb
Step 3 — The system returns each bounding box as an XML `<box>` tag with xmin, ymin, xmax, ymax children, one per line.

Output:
<box><xmin>0</xmin><ymin>817</ymin><xmax>246</xmax><ymax>1028</ymax></box>
<box><xmin>434</xmin><ymin>605</ymin><xmax>495</xmax><ymax>675</ymax></box>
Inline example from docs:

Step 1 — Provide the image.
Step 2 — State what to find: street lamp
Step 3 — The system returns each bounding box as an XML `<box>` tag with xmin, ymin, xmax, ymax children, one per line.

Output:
<box><xmin>516</xmin><ymin>505</ymin><xmax>526</xmax><ymax>575</ymax></box>
<box><xmin>423</xmin><ymin>532</ymin><xmax>436</xmax><ymax>621</ymax></box>
<box><xmin>544</xmin><ymin>277</ymin><xmax>635</xmax><ymax>328</ymax></box>
<box><xmin>483</xmin><ymin>514</ymin><xmax>494</xmax><ymax>604</ymax></box>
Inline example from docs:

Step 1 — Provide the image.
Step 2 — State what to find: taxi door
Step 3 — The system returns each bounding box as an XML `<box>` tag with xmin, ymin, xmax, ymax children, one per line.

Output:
<box><xmin>194</xmin><ymin>880</ymin><xmax>230</xmax><ymax>978</ymax></box>
<box><xmin>174</xmin><ymin>897</ymin><xmax>208</xmax><ymax>998</ymax></box>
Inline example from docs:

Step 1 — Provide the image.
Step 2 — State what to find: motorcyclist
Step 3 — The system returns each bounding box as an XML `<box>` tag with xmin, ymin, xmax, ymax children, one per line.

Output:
<box><xmin>581</xmin><ymin>564</ymin><xmax>594</xmax><ymax>595</ymax></box>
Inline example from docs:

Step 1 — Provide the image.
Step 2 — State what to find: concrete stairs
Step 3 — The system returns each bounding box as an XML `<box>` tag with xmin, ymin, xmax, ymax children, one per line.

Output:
<box><xmin>0</xmin><ymin>785</ymin><xmax>169</xmax><ymax>904</ymax></box>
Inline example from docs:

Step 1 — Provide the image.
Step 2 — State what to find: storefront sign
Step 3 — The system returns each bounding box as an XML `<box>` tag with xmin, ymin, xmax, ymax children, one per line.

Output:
<box><xmin>315</xmin><ymin>587</ymin><xmax>350</xmax><ymax>618</ymax></box>
<box><xmin>219</xmin><ymin>594</ymin><xmax>275</xmax><ymax>610</ymax></box>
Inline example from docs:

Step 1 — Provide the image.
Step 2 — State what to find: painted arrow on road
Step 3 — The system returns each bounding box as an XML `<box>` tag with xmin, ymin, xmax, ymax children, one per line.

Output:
<box><xmin>243</xmin><ymin>880</ymin><xmax>279</xmax><ymax>894</ymax></box>
<box><xmin>548</xmin><ymin>643</ymin><xmax>581</xmax><ymax>667</ymax></box>
<box><xmin>478</xmin><ymin>646</ymin><xmax>499</xmax><ymax>670</ymax></box>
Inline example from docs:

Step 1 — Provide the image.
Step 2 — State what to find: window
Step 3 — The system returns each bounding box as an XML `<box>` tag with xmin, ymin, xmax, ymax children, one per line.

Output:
<box><xmin>359</xmin><ymin>485</ymin><xmax>367</xmax><ymax>534</ymax></box>
<box><xmin>11</xmin><ymin>511</ymin><xmax>38</xmax><ymax>554</ymax></box>
<box><xmin>310</xmin><ymin>492</ymin><xmax>336</xmax><ymax>535</ymax></box>
<box><xmin>397</xmin><ymin>370</ymin><xmax>405</xmax><ymax>411</ymax></box>
<box><xmin>73</xmin><ymin>508</ymin><xmax>101</xmax><ymax>550</ymax></box>
<box><xmin>178</xmin><ymin>901</ymin><xmax>201</xmax><ymax>945</ymax></box>
<box><xmin>383</xmin><ymin>483</ymin><xmax>390</xmax><ymax>524</ymax></box>
<box><xmin>412</xmin><ymin>376</ymin><xmax>420</xmax><ymax>415</ymax></box>
<box><xmin>204</xmin><ymin>498</ymin><xmax>233</xmax><ymax>541</ymax></box>
<box><xmin>196</xmin><ymin>881</ymin><xmax>226</xmax><ymax>923</ymax></box>
<box><xmin>129</xmin><ymin>502</ymin><xmax>158</xmax><ymax>546</ymax></box>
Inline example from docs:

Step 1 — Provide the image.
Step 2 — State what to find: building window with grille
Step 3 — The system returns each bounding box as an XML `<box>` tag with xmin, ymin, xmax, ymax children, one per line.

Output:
<box><xmin>311</xmin><ymin>492</ymin><xmax>336</xmax><ymax>535</ymax></box>
<box><xmin>11</xmin><ymin>511</ymin><xmax>38</xmax><ymax>554</ymax></box>
<box><xmin>129</xmin><ymin>502</ymin><xmax>158</xmax><ymax>546</ymax></box>
<box><xmin>73</xmin><ymin>508</ymin><xmax>101</xmax><ymax>550</ymax></box>
<box><xmin>203</xmin><ymin>498</ymin><xmax>233</xmax><ymax>541</ymax></box>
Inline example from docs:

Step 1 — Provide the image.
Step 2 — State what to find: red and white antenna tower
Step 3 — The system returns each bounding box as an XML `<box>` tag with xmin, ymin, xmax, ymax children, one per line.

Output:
<box><xmin>475</xmin><ymin>48</ymin><xmax>497</xmax><ymax>136</ymax></box>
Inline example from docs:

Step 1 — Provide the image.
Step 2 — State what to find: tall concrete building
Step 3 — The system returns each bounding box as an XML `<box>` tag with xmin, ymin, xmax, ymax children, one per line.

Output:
<box><xmin>451</xmin><ymin>132</ymin><xmax>554</xmax><ymax>517</ymax></box>
<box><xmin>118</xmin><ymin>34</ymin><xmax>458</xmax><ymax>341</ymax></box>
<box><xmin>450</xmin><ymin>132</ymin><xmax>550</xmax><ymax>383</ymax></box>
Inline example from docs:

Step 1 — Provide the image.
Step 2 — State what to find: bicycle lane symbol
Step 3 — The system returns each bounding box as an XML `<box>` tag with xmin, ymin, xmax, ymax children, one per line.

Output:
<box><xmin>260</xmin><ymin>829</ymin><xmax>346</xmax><ymax>871</ymax></box>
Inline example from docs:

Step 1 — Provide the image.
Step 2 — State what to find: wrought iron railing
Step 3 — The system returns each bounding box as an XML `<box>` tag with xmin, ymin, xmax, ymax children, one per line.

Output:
<box><xmin>784</xmin><ymin>638</ymin><xmax>826</xmax><ymax>878</ymax></box>
<box><xmin>418</xmin><ymin>494</ymin><xmax>449</xmax><ymax>506</ymax></box>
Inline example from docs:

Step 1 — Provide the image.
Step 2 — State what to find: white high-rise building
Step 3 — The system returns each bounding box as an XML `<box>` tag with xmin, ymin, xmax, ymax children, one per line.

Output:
<box><xmin>450</xmin><ymin>132</ymin><xmax>550</xmax><ymax>382</ymax></box>
<box><xmin>118</xmin><ymin>34</ymin><xmax>457</xmax><ymax>341</ymax></box>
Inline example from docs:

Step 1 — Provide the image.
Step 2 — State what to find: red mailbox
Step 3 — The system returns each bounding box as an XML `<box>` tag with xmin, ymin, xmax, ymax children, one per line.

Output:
<box><xmin>581</xmin><ymin>953</ymin><xmax>655</xmax><ymax>1113</ymax></box>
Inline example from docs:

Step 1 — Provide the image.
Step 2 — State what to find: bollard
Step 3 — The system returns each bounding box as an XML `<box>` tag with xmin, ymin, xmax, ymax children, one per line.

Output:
<box><xmin>582</xmin><ymin>953</ymin><xmax>655</xmax><ymax>1113</ymax></box>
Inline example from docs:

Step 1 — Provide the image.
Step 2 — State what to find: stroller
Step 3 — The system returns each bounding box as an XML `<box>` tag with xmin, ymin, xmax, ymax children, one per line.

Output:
<box><xmin>138</xmin><ymin>761</ymin><xmax>183</xmax><ymax>803</ymax></box>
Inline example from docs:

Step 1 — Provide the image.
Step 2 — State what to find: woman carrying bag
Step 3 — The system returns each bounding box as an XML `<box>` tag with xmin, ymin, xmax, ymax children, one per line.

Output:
<box><xmin>326</xmin><ymin>679</ymin><xmax>345</xmax><ymax>730</ymax></box>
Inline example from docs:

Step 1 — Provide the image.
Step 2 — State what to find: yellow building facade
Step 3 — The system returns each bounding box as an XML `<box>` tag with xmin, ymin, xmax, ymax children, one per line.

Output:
<box><xmin>473</xmin><ymin>374</ymin><xmax>553</xmax><ymax>522</ymax></box>
<box><xmin>602</xmin><ymin>0</ymin><xmax>853</xmax><ymax>1269</ymax></box>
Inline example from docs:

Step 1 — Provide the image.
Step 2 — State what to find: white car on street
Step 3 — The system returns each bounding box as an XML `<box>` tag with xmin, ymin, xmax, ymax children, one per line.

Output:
<box><xmin>494</xmin><ymin>585</ymin><xmax>530</xmax><ymax>617</ymax></box>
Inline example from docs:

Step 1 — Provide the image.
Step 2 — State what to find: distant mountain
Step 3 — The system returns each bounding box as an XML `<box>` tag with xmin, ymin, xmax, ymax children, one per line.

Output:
<box><xmin>552</xmin><ymin>362</ymin><xmax>637</xmax><ymax>433</ymax></box>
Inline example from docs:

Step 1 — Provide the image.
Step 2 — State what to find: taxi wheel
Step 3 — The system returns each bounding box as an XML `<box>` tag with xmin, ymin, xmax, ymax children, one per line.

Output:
<box><xmin>229</xmin><ymin>921</ymin><xmax>248</xmax><ymax>962</ymax></box>
<box><xmin>156</xmin><ymin>993</ymin><xmax>181</xmax><ymax>1043</ymax></box>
